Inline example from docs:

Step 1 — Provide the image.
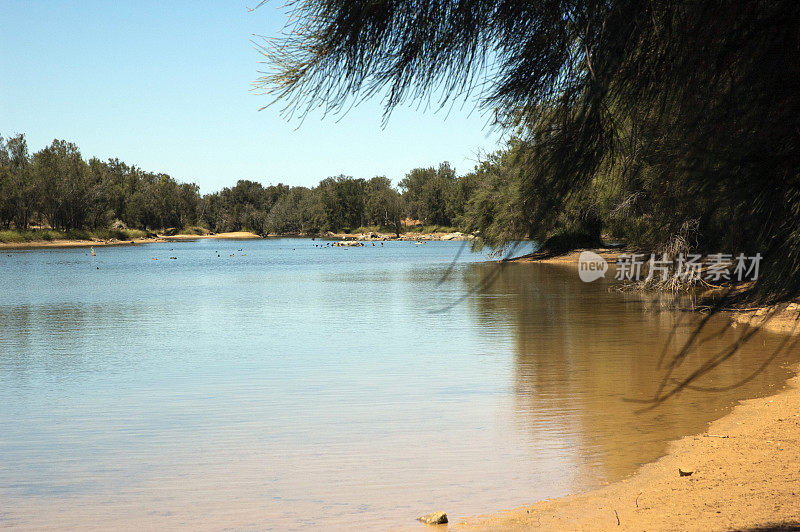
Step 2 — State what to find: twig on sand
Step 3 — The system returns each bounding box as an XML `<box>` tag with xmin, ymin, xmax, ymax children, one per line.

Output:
<box><xmin>614</xmin><ymin>508</ymin><xmax>620</xmax><ymax>525</ymax></box>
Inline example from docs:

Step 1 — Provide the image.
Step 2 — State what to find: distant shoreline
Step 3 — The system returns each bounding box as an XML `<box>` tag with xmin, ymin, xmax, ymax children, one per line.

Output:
<box><xmin>0</xmin><ymin>231</ymin><xmax>263</xmax><ymax>250</ymax></box>
<box><xmin>0</xmin><ymin>229</ymin><xmax>478</xmax><ymax>250</ymax></box>
<box><xmin>326</xmin><ymin>230</ymin><xmax>476</xmax><ymax>242</ymax></box>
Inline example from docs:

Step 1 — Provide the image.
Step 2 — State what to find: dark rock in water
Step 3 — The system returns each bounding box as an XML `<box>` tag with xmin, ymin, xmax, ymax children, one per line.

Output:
<box><xmin>417</xmin><ymin>511</ymin><xmax>448</xmax><ymax>525</ymax></box>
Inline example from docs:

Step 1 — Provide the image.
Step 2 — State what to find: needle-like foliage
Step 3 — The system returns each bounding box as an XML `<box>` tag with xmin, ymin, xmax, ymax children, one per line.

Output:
<box><xmin>256</xmin><ymin>0</ymin><xmax>800</xmax><ymax>300</ymax></box>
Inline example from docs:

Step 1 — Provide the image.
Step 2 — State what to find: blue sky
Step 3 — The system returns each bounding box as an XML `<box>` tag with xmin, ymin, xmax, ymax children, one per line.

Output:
<box><xmin>0</xmin><ymin>1</ymin><xmax>502</xmax><ymax>193</ymax></box>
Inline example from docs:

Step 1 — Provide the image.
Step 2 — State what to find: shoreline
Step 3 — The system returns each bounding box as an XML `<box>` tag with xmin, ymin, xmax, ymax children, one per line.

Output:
<box><xmin>455</xmin><ymin>362</ymin><xmax>800</xmax><ymax>531</ymax></box>
<box><xmin>328</xmin><ymin>230</ymin><xmax>477</xmax><ymax>241</ymax></box>
<box><xmin>0</xmin><ymin>231</ymin><xmax>266</xmax><ymax>250</ymax></box>
<box><xmin>454</xmin><ymin>250</ymin><xmax>800</xmax><ymax>531</ymax></box>
<box><xmin>508</xmin><ymin>247</ymin><xmax>622</xmax><ymax>264</ymax></box>
<box><xmin>452</xmin><ymin>365</ymin><xmax>800</xmax><ymax>531</ymax></box>
<box><xmin>0</xmin><ymin>229</ymin><xmax>477</xmax><ymax>250</ymax></box>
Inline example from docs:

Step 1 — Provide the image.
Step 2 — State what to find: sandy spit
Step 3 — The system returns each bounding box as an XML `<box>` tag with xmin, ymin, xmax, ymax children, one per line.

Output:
<box><xmin>0</xmin><ymin>231</ymin><xmax>263</xmax><ymax>249</ymax></box>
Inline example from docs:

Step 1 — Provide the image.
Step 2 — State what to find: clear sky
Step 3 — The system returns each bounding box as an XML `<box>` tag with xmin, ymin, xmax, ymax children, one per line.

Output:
<box><xmin>0</xmin><ymin>1</ymin><xmax>502</xmax><ymax>193</ymax></box>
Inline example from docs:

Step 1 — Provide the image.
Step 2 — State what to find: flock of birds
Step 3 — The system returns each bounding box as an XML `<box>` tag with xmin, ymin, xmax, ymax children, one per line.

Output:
<box><xmin>87</xmin><ymin>240</ymin><xmax>416</xmax><ymax>265</ymax></box>
<box><xmin>152</xmin><ymin>248</ymin><xmax>250</xmax><ymax>260</ymax></box>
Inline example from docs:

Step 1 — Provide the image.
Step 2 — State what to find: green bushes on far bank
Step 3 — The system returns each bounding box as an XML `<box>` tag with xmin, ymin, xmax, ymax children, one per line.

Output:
<box><xmin>0</xmin><ymin>228</ymin><xmax>148</xmax><ymax>243</ymax></box>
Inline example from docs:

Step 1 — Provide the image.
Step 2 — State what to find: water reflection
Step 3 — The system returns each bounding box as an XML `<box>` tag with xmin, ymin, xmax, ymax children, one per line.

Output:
<box><xmin>466</xmin><ymin>261</ymin><xmax>799</xmax><ymax>486</ymax></box>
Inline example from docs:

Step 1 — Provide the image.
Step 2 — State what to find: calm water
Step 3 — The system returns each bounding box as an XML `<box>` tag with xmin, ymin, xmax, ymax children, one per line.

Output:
<box><xmin>0</xmin><ymin>239</ymin><xmax>797</xmax><ymax>530</ymax></box>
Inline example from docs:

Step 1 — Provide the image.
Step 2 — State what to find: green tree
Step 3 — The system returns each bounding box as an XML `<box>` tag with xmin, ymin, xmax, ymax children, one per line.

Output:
<box><xmin>317</xmin><ymin>176</ymin><xmax>366</xmax><ymax>231</ymax></box>
<box><xmin>399</xmin><ymin>162</ymin><xmax>457</xmax><ymax>226</ymax></box>
<box><xmin>365</xmin><ymin>176</ymin><xmax>403</xmax><ymax>234</ymax></box>
<box><xmin>31</xmin><ymin>140</ymin><xmax>93</xmax><ymax>230</ymax></box>
<box><xmin>256</xmin><ymin>0</ymin><xmax>800</xmax><ymax>299</ymax></box>
<box><xmin>1</xmin><ymin>134</ymin><xmax>36</xmax><ymax>229</ymax></box>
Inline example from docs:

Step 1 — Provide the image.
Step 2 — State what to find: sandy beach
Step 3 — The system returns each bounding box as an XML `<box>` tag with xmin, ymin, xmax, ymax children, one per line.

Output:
<box><xmin>0</xmin><ymin>231</ymin><xmax>263</xmax><ymax>250</ymax></box>
<box><xmin>452</xmin><ymin>250</ymin><xmax>800</xmax><ymax>531</ymax></box>
<box><xmin>455</xmin><ymin>360</ymin><xmax>800</xmax><ymax>531</ymax></box>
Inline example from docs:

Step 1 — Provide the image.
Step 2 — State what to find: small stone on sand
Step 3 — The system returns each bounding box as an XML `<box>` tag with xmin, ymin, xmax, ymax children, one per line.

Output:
<box><xmin>417</xmin><ymin>511</ymin><xmax>448</xmax><ymax>525</ymax></box>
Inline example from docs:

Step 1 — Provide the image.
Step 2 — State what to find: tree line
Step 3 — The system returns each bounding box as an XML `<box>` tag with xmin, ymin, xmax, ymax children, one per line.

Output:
<box><xmin>0</xmin><ymin>135</ymin><xmax>199</xmax><ymax>233</ymax></box>
<box><xmin>0</xmin><ymin>133</ymin><xmax>506</xmax><ymax>236</ymax></box>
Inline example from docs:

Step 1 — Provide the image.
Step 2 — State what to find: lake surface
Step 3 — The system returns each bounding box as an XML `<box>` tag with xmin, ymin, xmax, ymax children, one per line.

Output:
<box><xmin>1</xmin><ymin>238</ymin><xmax>797</xmax><ymax>530</ymax></box>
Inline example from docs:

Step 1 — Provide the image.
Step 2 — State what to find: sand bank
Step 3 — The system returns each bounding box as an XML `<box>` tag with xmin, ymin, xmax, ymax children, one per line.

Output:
<box><xmin>0</xmin><ymin>231</ymin><xmax>263</xmax><ymax>249</ymax></box>
<box><xmin>509</xmin><ymin>247</ymin><xmax>622</xmax><ymax>264</ymax></box>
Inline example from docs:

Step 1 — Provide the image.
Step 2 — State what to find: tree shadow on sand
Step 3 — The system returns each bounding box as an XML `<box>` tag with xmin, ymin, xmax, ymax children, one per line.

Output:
<box><xmin>737</xmin><ymin>524</ymin><xmax>800</xmax><ymax>532</ymax></box>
